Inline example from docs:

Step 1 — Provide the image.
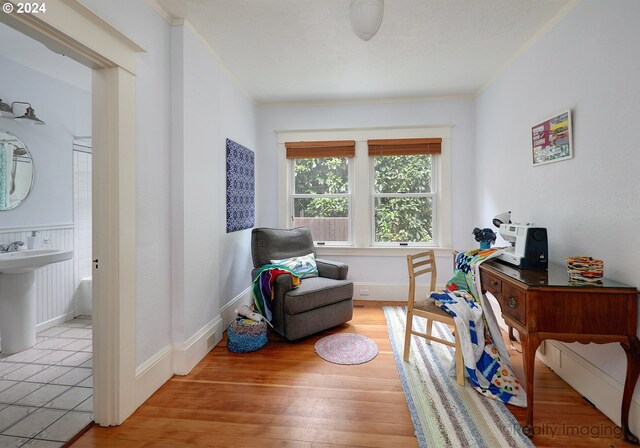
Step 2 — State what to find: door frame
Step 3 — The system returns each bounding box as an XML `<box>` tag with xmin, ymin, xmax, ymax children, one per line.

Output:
<box><xmin>1</xmin><ymin>0</ymin><xmax>144</xmax><ymax>425</ymax></box>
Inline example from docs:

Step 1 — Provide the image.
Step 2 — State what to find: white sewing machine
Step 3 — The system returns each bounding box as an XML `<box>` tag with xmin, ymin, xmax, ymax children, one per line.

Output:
<box><xmin>493</xmin><ymin>212</ymin><xmax>548</xmax><ymax>270</ymax></box>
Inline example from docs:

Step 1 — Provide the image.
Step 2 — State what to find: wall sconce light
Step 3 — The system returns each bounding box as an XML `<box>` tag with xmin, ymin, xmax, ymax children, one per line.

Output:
<box><xmin>0</xmin><ymin>99</ymin><xmax>15</xmax><ymax>118</ymax></box>
<box><xmin>0</xmin><ymin>99</ymin><xmax>46</xmax><ymax>125</ymax></box>
<box><xmin>349</xmin><ymin>0</ymin><xmax>384</xmax><ymax>42</ymax></box>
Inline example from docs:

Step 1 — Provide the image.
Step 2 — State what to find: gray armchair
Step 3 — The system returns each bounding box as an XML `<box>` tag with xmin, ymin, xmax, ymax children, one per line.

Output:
<box><xmin>251</xmin><ymin>227</ymin><xmax>353</xmax><ymax>341</ymax></box>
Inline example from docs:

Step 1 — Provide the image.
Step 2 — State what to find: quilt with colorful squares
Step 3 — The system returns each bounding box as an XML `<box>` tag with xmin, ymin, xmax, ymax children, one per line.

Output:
<box><xmin>431</xmin><ymin>248</ymin><xmax>527</xmax><ymax>407</ymax></box>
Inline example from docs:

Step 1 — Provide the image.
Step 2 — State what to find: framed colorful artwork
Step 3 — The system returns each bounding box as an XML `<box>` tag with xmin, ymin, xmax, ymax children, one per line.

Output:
<box><xmin>226</xmin><ymin>138</ymin><xmax>255</xmax><ymax>233</ymax></box>
<box><xmin>531</xmin><ymin>109</ymin><xmax>573</xmax><ymax>166</ymax></box>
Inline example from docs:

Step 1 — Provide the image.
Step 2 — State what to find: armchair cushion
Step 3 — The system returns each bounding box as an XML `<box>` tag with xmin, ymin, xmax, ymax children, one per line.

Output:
<box><xmin>284</xmin><ymin>277</ymin><xmax>353</xmax><ymax>315</ymax></box>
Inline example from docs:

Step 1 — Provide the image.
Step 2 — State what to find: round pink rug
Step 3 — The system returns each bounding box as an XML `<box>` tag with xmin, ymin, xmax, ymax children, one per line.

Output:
<box><xmin>314</xmin><ymin>333</ymin><xmax>379</xmax><ymax>365</ymax></box>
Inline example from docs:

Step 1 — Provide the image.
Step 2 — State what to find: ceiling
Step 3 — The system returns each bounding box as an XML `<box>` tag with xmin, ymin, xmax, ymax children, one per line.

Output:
<box><xmin>155</xmin><ymin>0</ymin><xmax>572</xmax><ymax>104</ymax></box>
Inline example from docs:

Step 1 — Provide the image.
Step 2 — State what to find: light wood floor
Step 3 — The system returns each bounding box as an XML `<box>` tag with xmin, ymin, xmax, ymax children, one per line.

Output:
<box><xmin>71</xmin><ymin>302</ymin><xmax>631</xmax><ymax>447</ymax></box>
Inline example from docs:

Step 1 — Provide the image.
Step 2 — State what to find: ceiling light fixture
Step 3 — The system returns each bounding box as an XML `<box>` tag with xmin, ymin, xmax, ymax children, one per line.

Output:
<box><xmin>349</xmin><ymin>0</ymin><xmax>384</xmax><ymax>42</ymax></box>
<box><xmin>0</xmin><ymin>100</ymin><xmax>46</xmax><ymax>125</ymax></box>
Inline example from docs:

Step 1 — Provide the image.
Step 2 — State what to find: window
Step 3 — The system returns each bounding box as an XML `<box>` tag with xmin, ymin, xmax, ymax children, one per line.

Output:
<box><xmin>369</xmin><ymin>138</ymin><xmax>440</xmax><ymax>246</ymax></box>
<box><xmin>286</xmin><ymin>141</ymin><xmax>354</xmax><ymax>244</ymax></box>
<box><xmin>278</xmin><ymin>129</ymin><xmax>451</xmax><ymax>250</ymax></box>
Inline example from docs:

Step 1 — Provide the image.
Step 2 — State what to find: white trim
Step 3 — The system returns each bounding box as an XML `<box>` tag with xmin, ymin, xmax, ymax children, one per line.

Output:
<box><xmin>0</xmin><ymin>224</ymin><xmax>74</xmax><ymax>232</ymax></box>
<box><xmin>220</xmin><ymin>287</ymin><xmax>254</xmax><ymax>327</ymax></box>
<box><xmin>353</xmin><ymin>282</ymin><xmax>447</xmax><ymax>301</ymax></box>
<box><xmin>178</xmin><ymin>21</ymin><xmax>256</xmax><ymax>105</ymax></box>
<box><xmin>134</xmin><ymin>345</ymin><xmax>173</xmax><ymax>408</ymax></box>
<box><xmin>173</xmin><ymin>315</ymin><xmax>224</xmax><ymax>376</ymax></box>
<box><xmin>92</xmin><ymin>66</ymin><xmax>138</xmax><ymax>425</ymax></box>
<box><xmin>145</xmin><ymin>0</ymin><xmax>177</xmax><ymax>25</ymax></box>
<box><xmin>4</xmin><ymin>0</ymin><xmax>143</xmax><ymax>427</ymax></box>
<box><xmin>475</xmin><ymin>0</ymin><xmax>580</xmax><ymax>96</ymax></box>
<box><xmin>276</xmin><ymin>124</ymin><xmax>455</xmax><ymax>135</ymax></box>
<box><xmin>316</xmin><ymin>246</ymin><xmax>455</xmax><ymax>257</ymax></box>
<box><xmin>259</xmin><ymin>94</ymin><xmax>474</xmax><ymax>109</ymax></box>
<box><xmin>537</xmin><ymin>341</ymin><xmax>640</xmax><ymax>432</ymax></box>
<box><xmin>277</xmin><ymin>126</ymin><xmax>452</xmax><ymax>248</ymax></box>
<box><xmin>34</xmin><ymin>312</ymin><xmax>75</xmax><ymax>332</ymax></box>
<box><xmin>1</xmin><ymin>0</ymin><xmax>144</xmax><ymax>74</ymax></box>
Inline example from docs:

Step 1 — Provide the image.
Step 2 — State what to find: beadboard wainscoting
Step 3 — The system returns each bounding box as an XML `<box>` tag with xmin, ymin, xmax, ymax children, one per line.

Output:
<box><xmin>0</xmin><ymin>226</ymin><xmax>76</xmax><ymax>332</ymax></box>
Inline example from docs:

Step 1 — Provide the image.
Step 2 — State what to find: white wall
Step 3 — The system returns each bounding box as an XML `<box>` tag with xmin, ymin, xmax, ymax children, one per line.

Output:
<box><xmin>0</xmin><ymin>55</ymin><xmax>90</xmax><ymax>229</ymax></box>
<box><xmin>82</xmin><ymin>0</ymin><xmax>256</xmax><ymax>367</ymax></box>
<box><xmin>0</xmin><ymin>53</ymin><xmax>90</xmax><ymax>340</ymax></box>
<box><xmin>256</xmin><ymin>99</ymin><xmax>475</xmax><ymax>290</ymax></box>
<box><xmin>474</xmin><ymin>0</ymin><xmax>640</xmax><ymax>416</ymax></box>
<box><xmin>172</xmin><ymin>23</ymin><xmax>257</xmax><ymax>342</ymax></box>
<box><xmin>79</xmin><ymin>0</ymin><xmax>174</xmax><ymax>366</ymax></box>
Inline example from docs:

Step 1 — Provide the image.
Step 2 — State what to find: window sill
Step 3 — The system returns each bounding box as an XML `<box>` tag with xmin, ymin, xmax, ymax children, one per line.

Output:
<box><xmin>315</xmin><ymin>246</ymin><xmax>456</xmax><ymax>257</ymax></box>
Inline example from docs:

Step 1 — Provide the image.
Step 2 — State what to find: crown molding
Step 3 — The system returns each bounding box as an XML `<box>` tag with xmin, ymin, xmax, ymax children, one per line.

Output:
<box><xmin>146</xmin><ymin>0</ymin><xmax>182</xmax><ymax>26</ymax></box>
<box><xmin>475</xmin><ymin>0</ymin><xmax>580</xmax><ymax>97</ymax></box>
<box><xmin>60</xmin><ymin>0</ymin><xmax>145</xmax><ymax>53</ymax></box>
<box><xmin>258</xmin><ymin>94</ymin><xmax>474</xmax><ymax>109</ymax></box>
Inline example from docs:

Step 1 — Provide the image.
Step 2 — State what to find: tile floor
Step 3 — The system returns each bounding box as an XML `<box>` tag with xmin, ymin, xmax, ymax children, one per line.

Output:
<box><xmin>0</xmin><ymin>317</ymin><xmax>93</xmax><ymax>448</ymax></box>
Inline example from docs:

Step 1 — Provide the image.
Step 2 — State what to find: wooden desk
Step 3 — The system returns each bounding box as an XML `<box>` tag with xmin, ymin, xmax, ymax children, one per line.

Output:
<box><xmin>479</xmin><ymin>260</ymin><xmax>640</xmax><ymax>444</ymax></box>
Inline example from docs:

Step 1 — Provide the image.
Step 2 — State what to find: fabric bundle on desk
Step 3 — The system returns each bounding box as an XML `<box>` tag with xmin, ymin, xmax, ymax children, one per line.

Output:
<box><xmin>432</xmin><ymin>248</ymin><xmax>527</xmax><ymax>407</ymax></box>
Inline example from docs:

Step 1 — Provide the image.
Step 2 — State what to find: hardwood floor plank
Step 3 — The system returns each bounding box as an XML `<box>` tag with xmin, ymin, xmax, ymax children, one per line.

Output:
<box><xmin>73</xmin><ymin>304</ymin><xmax>631</xmax><ymax>447</ymax></box>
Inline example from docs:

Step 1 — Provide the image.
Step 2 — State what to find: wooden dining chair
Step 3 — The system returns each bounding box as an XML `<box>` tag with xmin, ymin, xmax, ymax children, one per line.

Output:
<box><xmin>403</xmin><ymin>250</ymin><xmax>465</xmax><ymax>386</ymax></box>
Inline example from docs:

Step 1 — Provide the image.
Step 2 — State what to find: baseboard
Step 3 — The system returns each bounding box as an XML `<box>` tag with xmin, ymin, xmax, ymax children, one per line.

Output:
<box><xmin>537</xmin><ymin>341</ymin><xmax>640</xmax><ymax>431</ymax></box>
<box><xmin>173</xmin><ymin>315</ymin><xmax>223</xmax><ymax>375</ymax></box>
<box><xmin>36</xmin><ymin>312</ymin><xmax>76</xmax><ymax>332</ymax></box>
<box><xmin>220</xmin><ymin>286</ymin><xmax>253</xmax><ymax>327</ymax></box>
<box><xmin>353</xmin><ymin>282</ymin><xmax>447</xmax><ymax>301</ymax></box>
<box><xmin>134</xmin><ymin>344</ymin><xmax>173</xmax><ymax>407</ymax></box>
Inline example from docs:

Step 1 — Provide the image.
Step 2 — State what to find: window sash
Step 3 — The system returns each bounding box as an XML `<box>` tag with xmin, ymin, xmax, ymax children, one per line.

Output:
<box><xmin>289</xmin><ymin>159</ymin><xmax>353</xmax><ymax>245</ymax></box>
<box><xmin>370</xmin><ymin>154</ymin><xmax>437</xmax><ymax>246</ymax></box>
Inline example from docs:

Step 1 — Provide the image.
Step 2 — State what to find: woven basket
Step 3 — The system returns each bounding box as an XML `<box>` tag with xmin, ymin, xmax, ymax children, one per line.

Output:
<box><xmin>227</xmin><ymin>318</ymin><xmax>268</xmax><ymax>353</ymax></box>
<box><xmin>566</xmin><ymin>256</ymin><xmax>603</xmax><ymax>283</ymax></box>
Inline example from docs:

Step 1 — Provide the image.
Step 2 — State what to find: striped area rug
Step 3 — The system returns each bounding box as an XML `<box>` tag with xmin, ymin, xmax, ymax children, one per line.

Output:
<box><xmin>383</xmin><ymin>306</ymin><xmax>534</xmax><ymax>448</ymax></box>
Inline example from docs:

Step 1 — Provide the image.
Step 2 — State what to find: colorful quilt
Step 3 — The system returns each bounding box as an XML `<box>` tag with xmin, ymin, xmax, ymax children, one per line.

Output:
<box><xmin>252</xmin><ymin>264</ymin><xmax>301</xmax><ymax>322</ymax></box>
<box><xmin>431</xmin><ymin>248</ymin><xmax>527</xmax><ymax>407</ymax></box>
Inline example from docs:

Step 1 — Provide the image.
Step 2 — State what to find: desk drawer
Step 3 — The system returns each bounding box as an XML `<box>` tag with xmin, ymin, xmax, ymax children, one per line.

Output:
<box><xmin>499</xmin><ymin>283</ymin><xmax>526</xmax><ymax>325</ymax></box>
<box><xmin>482</xmin><ymin>271</ymin><xmax>502</xmax><ymax>297</ymax></box>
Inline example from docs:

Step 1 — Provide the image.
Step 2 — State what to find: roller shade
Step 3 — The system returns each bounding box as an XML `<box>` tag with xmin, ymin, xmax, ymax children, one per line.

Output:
<box><xmin>368</xmin><ymin>138</ymin><xmax>442</xmax><ymax>156</ymax></box>
<box><xmin>285</xmin><ymin>140</ymin><xmax>356</xmax><ymax>159</ymax></box>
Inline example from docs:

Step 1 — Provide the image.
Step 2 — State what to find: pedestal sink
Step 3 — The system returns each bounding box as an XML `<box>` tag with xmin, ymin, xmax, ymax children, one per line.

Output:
<box><xmin>0</xmin><ymin>249</ymin><xmax>73</xmax><ymax>355</ymax></box>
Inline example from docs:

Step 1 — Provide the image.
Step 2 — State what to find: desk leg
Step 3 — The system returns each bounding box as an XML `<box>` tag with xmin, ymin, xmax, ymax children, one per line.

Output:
<box><xmin>620</xmin><ymin>336</ymin><xmax>640</xmax><ymax>445</ymax></box>
<box><xmin>521</xmin><ymin>332</ymin><xmax>540</xmax><ymax>439</ymax></box>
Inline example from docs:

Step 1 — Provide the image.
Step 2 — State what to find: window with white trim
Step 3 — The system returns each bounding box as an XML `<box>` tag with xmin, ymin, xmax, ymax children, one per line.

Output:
<box><xmin>369</xmin><ymin>138</ymin><xmax>440</xmax><ymax>246</ymax></box>
<box><xmin>286</xmin><ymin>141</ymin><xmax>354</xmax><ymax>245</ymax></box>
<box><xmin>278</xmin><ymin>128</ymin><xmax>452</xmax><ymax>249</ymax></box>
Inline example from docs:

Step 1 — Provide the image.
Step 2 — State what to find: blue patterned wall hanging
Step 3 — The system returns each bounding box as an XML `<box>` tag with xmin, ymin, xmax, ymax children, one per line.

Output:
<box><xmin>226</xmin><ymin>138</ymin><xmax>255</xmax><ymax>233</ymax></box>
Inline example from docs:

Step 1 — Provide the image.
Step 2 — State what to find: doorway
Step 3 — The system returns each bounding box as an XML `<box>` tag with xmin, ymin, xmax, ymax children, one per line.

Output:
<box><xmin>0</xmin><ymin>0</ymin><xmax>143</xmax><ymax>427</ymax></box>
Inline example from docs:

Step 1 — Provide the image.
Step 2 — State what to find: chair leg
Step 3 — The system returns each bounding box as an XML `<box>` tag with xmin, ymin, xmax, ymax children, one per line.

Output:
<box><xmin>454</xmin><ymin>331</ymin><xmax>465</xmax><ymax>386</ymax></box>
<box><xmin>403</xmin><ymin>312</ymin><xmax>413</xmax><ymax>362</ymax></box>
<box><xmin>425</xmin><ymin>319</ymin><xmax>432</xmax><ymax>345</ymax></box>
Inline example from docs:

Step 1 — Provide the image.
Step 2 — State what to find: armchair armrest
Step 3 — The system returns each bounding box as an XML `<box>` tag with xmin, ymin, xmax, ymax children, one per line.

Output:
<box><xmin>252</xmin><ymin>268</ymin><xmax>295</xmax><ymax>295</ymax></box>
<box><xmin>273</xmin><ymin>273</ymin><xmax>294</xmax><ymax>294</ymax></box>
<box><xmin>316</xmin><ymin>258</ymin><xmax>349</xmax><ymax>280</ymax></box>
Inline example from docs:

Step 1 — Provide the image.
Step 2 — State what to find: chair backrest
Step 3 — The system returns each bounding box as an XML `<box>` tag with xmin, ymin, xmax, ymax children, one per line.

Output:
<box><xmin>406</xmin><ymin>250</ymin><xmax>437</xmax><ymax>306</ymax></box>
<box><xmin>251</xmin><ymin>227</ymin><xmax>316</xmax><ymax>268</ymax></box>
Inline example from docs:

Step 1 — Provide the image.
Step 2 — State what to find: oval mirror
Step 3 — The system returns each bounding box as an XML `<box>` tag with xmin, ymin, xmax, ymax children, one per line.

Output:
<box><xmin>0</xmin><ymin>130</ymin><xmax>35</xmax><ymax>211</ymax></box>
